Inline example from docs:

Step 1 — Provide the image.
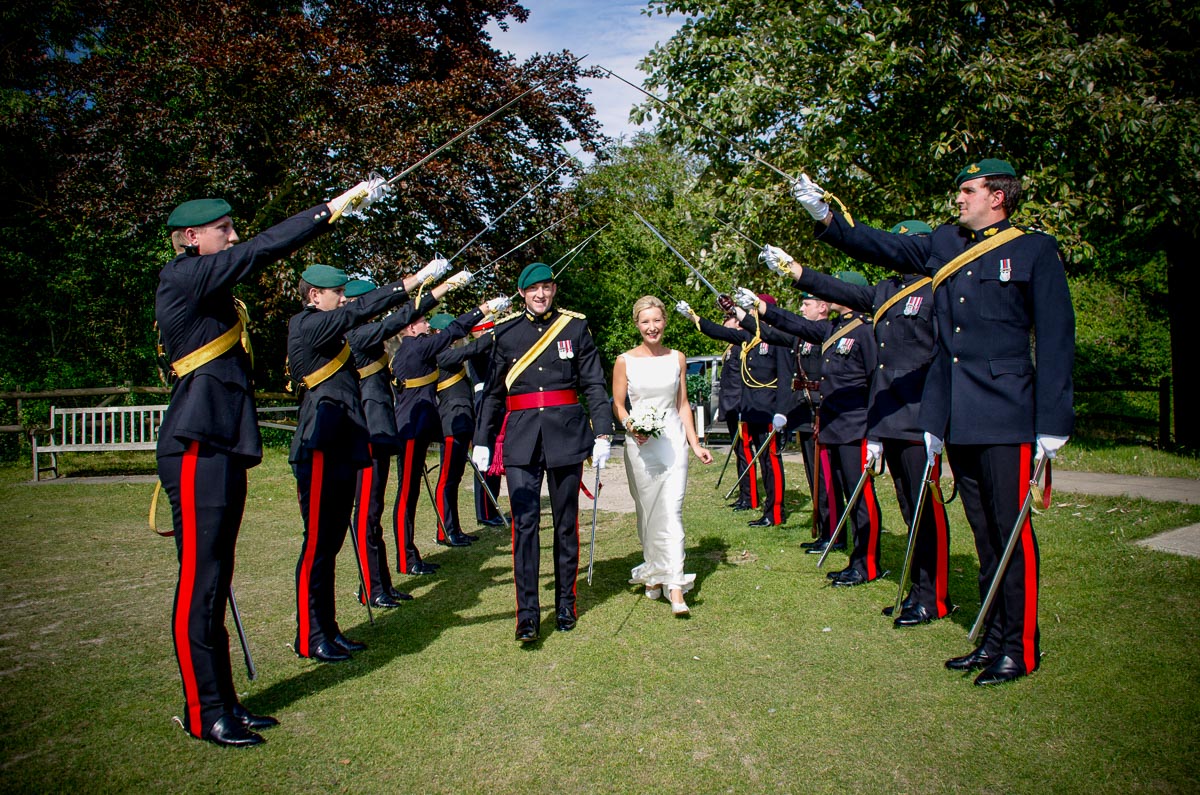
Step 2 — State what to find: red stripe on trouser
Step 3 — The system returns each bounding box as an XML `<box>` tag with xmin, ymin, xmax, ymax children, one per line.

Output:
<box><xmin>768</xmin><ymin>435</ymin><xmax>784</xmax><ymax>524</ymax></box>
<box><xmin>511</xmin><ymin>495</ymin><xmax>519</xmax><ymax>628</ymax></box>
<box><xmin>355</xmin><ymin>447</ymin><xmax>374</xmax><ymax>602</ymax></box>
<box><xmin>571</xmin><ymin>505</ymin><xmax>579</xmax><ymax>612</ymax></box>
<box><xmin>1019</xmin><ymin>444</ymin><xmax>1039</xmax><ymax>673</ymax></box>
<box><xmin>436</xmin><ymin>436</ymin><xmax>453</xmax><ymax>540</ymax></box>
<box><xmin>860</xmin><ymin>442</ymin><xmax>881</xmax><ymax>579</ymax></box>
<box><xmin>395</xmin><ymin>440</ymin><xmax>416</xmax><ymax>571</ymax></box>
<box><xmin>930</xmin><ymin>456</ymin><xmax>951</xmax><ymax>616</ymax></box>
<box><xmin>741</xmin><ymin>424</ymin><xmax>758</xmax><ymax>507</ymax></box>
<box><xmin>174</xmin><ymin>441</ymin><xmax>202</xmax><ymax>736</ymax></box>
<box><xmin>297</xmin><ymin>450</ymin><xmax>324</xmax><ymax>657</ymax></box>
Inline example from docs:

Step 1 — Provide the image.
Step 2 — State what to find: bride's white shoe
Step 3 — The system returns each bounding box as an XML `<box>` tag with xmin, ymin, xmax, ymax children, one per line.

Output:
<box><xmin>669</xmin><ymin>588</ymin><xmax>689</xmax><ymax>615</ymax></box>
<box><xmin>645</xmin><ymin>587</ymin><xmax>662</xmax><ymax>600</ymax></box>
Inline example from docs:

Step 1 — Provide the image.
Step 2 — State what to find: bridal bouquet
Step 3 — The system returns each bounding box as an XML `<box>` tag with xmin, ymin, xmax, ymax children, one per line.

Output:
<box><xmin>626</xmin><ymin>403</ymin><xmax>667</xmax><ymax>438</ymax></box>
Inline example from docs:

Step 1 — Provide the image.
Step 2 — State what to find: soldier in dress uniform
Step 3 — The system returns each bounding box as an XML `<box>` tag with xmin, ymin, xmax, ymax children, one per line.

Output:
<box><xmin>391</xmin><ymin>297</ymin><xmax>505</xmax><ymax>571</ymax></box>
<box><xmin>791</xmin><ymin>159</ymin><xmax>1074</xmax><ymax>684</ymax></box>
<box><xmin>471</xmin><ymin>262</ymin><xmax>615</xmax><ymax>642</ymax></box>
<box><xmin>762</xmin><ymin>223</ymin><xmax>955</xmax><ymax>624</ymax></box>
<box><xmin>343</xmin><ymin>274</ymin><xmax>449</xmax><ymax>609</ymax></box>
<box><xmin>432</xmin><ymin>309</ymin><xmax>508</xmax><ymax>542</ymax></box>
<box><xmin>156</xmin><ymin>179</ymin><xmax>383</xmax><ymax>747</ymax></box>
<box><xmin>714</xmin><ymin>314</ymin><xmax>757</xmax><ymax>512</ymax></box>
<box><xmin>677</xmin><ymin>297</ymin><xmax>792</xmax><ymax>527</ymax></box>
<box><xmin>787</xmin><ymin>293</ymin><xmax>831</xmax><ymax>550</ymax></box>
<box><xmin>735</xmin><ymin>275</ymin><xmax>883</xmax><ymax>585</ymax></box>
<box><xmin>288</xmin><ymin>263</ymin><xmax>461</xmax><ymax>663</ymax></box>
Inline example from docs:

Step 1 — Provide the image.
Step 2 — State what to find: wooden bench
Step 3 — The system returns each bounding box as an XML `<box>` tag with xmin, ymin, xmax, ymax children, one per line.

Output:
<box><xmin>32</xmin><ymin>405</ymin><xmax>168</xmax><ymax>480</ymax></box>
<box><xmin>30</xmin><ymin>403</ymin><xmax>300</xmax><ymax>480</ymax></box>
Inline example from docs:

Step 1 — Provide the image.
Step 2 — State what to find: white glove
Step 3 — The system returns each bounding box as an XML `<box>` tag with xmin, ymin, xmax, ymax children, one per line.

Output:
<box><xmin>1036</xmin><ymin>434</ymin><xmax>1069</xmax><ymax>460</ymax></box>
<box><xmin>923</xmin><ymin>432</ymin><xmax>943</xmax><ymax>466</ymax></box>
<box><xmin>471</xmin><ymin>445</ymin><xmax>490</xmax><ymax>473</ymax></box>
<box><xmin>866</xmin><ymin>440</ymin><xmax>883</xmax><ymax>467</ymax></box>
<box><xmin>675</xmin><ymin>300</ymin><xmax>696</xmax><ymax>320</ymax></box>
<box><xmin>733</xmin><ymin>287</ymin><xmax>760</xmax><ymax>311</ymax></box>
<box><xmin>486</xmin><ymin>295</ymin><xmax>512</xmax><ymax>315</ymax></box>
<box><xmin>771</xmin><ymin>413</ymin><xmax>788</xmax><ymax>432</ymax></box>
<box><xmin>444</xmin><ymin>270</ymin><xmax>473</xmax><ymax>290</ymax></box>
<box><xmin>332</xmin><ymin>173</ymin><xmax>390</xmax><ymax>217</ymax></box>
<box><xmin>759</xmin><ymin>244</ymin><xmax>794</xmax><ymax>274</ymax></box>
<box><xmin>592</xmin><ymin>437</ymin><xmax>611</xmax><ymax>469</ymax></box>
<box><xmin>791</xmin><ymin>173</ymin><xmax>830</xmax><ymax>222</ymax></box>
<box><xmin>415</xmin><ymin>257</ymin><xmax>452</xmax><ymax>283</ymax></box>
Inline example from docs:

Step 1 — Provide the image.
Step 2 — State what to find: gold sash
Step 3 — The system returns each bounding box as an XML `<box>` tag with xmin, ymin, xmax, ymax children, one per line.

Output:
<box><xmin>436</xmin><ymin>369</ymin><xmax>468</xmax><ymax>392</ymax></box>
<box><xmin>822</xmin><ymin>317</ymin><xmax>863</xmax><ymax>354</ymax></box>
<box><xmin>403</xmin><ymin>369</ymin><xmax>440</xmax><ymax>389</ymax></box>
<box><xmin>357</xmin><ymin>355</ymin><xmax>388</xmax><ymax>380</ymax></box>
<box><xmin>505</xmin><ymin>313</ymin><xmax>573</xmax><ymax>390</ymax></box>
<box><xmin>873</xmin><ymin>278</ymin><xmax>932</xmax><ymax>326</ymax></box>
<box><xmin>301</xmin><ymin>342</ymin><xmax>351</xmax><ymax>390</ymax></box>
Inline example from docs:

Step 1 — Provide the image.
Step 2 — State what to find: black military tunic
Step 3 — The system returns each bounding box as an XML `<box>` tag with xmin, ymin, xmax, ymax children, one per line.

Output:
<box><xmin>434</xmin><ymin>333</ymin><xmax>494</xmax><ymax>541</ymax></box>
<box><xmin>288</xmin><ymin>279</ymin><xmax>412</xmax><ymax>658</ymax></box>
<box><xmin>796</xmin><ymin>269</ymin><xmax>953</xmax><ymax>618</ymax></box>
<box><xmin>474</xmin><ymin>307</ymin><xmax>614</xmax><ymax>630</ymax></box>
<box><xmin>817</xmin><ymin>211</ymin><xmax>1075</xmax><ymax>670</ymax></box>
<box><xmin>791</xmin><ymin>335</ymin><xmax>825</xmax><ymax>533</ymax></box>
<box><xmin>155</xmin><ymin>202</ymin><xmax>333</xmax><ymax>739</ymax></box>
<box><xmin>347</xmin><ymin>293</ymin><xmax>438</xmax><ymax>604</ymax></box>
<box><xmin>390</xmin><ymin>308</ymin><xmax>483</xmax><ymax>572</ymax></box>
<box><xmin>758</xmin><ymin>304</ymin><xmax>884</xmax><ymax>580</ymax></box>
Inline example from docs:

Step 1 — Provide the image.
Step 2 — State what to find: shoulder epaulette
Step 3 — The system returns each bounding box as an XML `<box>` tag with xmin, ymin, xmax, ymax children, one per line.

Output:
<box><xmin>1017</xmin><ymin>224</ymin><xmax>1047</xmax><ymax>235</ymax></box>
<box><xmin>560</xmin><ymin>309</ymin><xmax>586</xmax><ymax>320</ymax></box>
<box><xmin>494</xmin><ymin>311</ymin><xmax>522</xmax><ymax>326</ymax></box>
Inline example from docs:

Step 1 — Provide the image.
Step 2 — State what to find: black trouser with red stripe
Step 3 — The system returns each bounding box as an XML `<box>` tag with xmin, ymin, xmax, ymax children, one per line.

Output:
<box><xmin>505</xmin><ymin>452</ymin><xmax>582</xmax><ymax>629</ymax></box>
<box><xmin>824</xmin><ymin>440</ymin><xmax>882</xmax><ymax>579</ymax></box>
<box><xmin>293</xmin><ymin>450</ymin><xmax>355</xmax><ymax>656</ymax></box>
<box><xmin>159</xmin><ymin>441</ymin><xmax>247</xmax><ymax>739</ymax></box>
<box><xmin>352</xmin><ymin>444</ymin><xmax>394</xmax><ymax>603</ymax></box>
<box><xmin>883</xmin><ymin>439</ymin><xmax>952</xmax><ymax>618</ymax></box>
<box><xmin>725</xmin><ymin>411</ymin><xmax>757</xmax><ymax>508</ymax></box>
<box><xmin>746</xmin><ymin>420</ymin><xmax>785</xmax><ymax>524</ymax></box>
<box><xmin>947</xmin><ymin>443</ymin><xmax>1041</xmax><ymax>673</ymax></box>
<box><xmin>393</xmin><ymin>435</ymin><xmax>432</xmax><ymax>572</ymax></box>
<box><xmin>435</xmin><ymin>434</ymin><xmax>469</xmax><ymax>541</ymax></box>
<box><xmin>797</xmin><ymin>428</ymin><xmax>832</xmax><ymax>539</ymax></box>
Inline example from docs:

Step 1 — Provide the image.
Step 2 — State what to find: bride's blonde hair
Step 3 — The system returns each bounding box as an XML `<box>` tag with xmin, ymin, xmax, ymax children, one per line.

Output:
<box><xmin>632</xmin><ymin>295</ymin><xmax>666</xmax><ymax>323</ymax></box>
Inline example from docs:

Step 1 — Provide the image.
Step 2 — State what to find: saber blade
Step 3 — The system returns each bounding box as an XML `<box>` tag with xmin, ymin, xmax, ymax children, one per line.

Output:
<box><xmin>629</xmin><ymin>207</ymin><xmax>722</xmax><ymax>298</ymax></box>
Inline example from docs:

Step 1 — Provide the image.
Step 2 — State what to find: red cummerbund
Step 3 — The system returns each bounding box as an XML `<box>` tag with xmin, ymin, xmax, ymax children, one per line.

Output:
<box><xmin>506</xmin><ymin>389</ymin><xmax>579</xmax><ymax>411</ymax></box>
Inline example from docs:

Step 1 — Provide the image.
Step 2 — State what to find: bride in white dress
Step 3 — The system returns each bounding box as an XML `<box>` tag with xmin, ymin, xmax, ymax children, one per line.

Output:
<box><xmin>612</xmin><ymin>296</ymin><xmax>713</xmax><ymax>615</ymax></box>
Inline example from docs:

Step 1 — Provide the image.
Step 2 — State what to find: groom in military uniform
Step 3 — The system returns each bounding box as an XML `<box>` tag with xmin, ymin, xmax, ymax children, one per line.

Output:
<box><xmin>472</xmin><ymin>263</ymin><xmax>614</xmax><ymax>642</ymax></box>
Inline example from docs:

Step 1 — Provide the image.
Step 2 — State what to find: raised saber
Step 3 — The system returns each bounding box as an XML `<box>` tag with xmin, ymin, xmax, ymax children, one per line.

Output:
<box><xmin>891</xmin><ymin>460</ymin><xmax>935</xmax><ymax>617</ymax></box>
<box><xmin>227</xmin><ymin>587</ymin><xmax>257</xmax><ymax>681</ymax></box>
<box><xmin>475</xmin><ymin>198</ymin><xmax>598</xmax><ymax>281</ymax></box>
<box><xmin>552</xmin><ymin>223</ymin><xmax>611</xmax><ymax>279</ymax></box>
<box><xmin>628</xmin><ymin>206</ymin><xmax>722</xmax><ymax>299</ymax></box>
<box><xmin>817</xmin><ymin>460</ymin><xmax>880</xmax><ymax>569</ymax></box>
<box><xmin>332</xmin><ymin>55</ymin><xmax>587</xmax><ymax>220</ymax></box>
<box><xmin>969</xmin><ymin>456</ymin><xmax>1050</xmax><ymax>643</ymax></box>
<box><xmin>723</xmin><ymin>427</ymin><xmax>775</xmax><ymax>500</ymax></box>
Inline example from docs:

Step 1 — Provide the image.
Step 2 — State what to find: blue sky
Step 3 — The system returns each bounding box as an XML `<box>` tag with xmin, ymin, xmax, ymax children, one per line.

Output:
<box><xmin>485</xmin><ymin>1</ymin><xmax>687</xmax><ymax>142</ymax></box>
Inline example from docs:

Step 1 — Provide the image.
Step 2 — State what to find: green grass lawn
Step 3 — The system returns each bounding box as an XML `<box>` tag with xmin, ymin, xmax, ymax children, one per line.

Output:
<box><xmin>1</xmin><ymin>446</ymin><xmax>1198</xmax><ymax>793</ymax></box>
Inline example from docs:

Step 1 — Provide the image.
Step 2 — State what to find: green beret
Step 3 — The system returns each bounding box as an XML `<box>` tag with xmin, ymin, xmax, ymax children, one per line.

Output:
<box><xmin>517</xmin><ymin>262</ymin><xmax>554</xmax><ymax>290</ymax></box>
<box><xmin>167</xmin><ymin>198</ymin><xmax>232</xmax><ymax>229</ymax></box>
<box><xmin>301</xmin><ymin>264</ymin><xmax>348</xmax><ymax>289</ymax></box>
<box><xmin>343</xmin><ymin>279</ymin><xmax>375</xmax><ymax>298</ymax></box>
<box><xmin>956</xmin><ymin>158</ymin><xmax>1016</xmax><ymax>185</ymax></box>
<box><xmin>835</xmin><ymin>271</ymin><xmax>869</xmax><ymax>287</ymax></box>
<box><xmin>889</xmin><ymin>219</ymin><xmax>934</xmax><ymax>236</ymax></box>
<box><xmin>428</xmin><ymin>313</ymin><xmax>454</xmax><ymax>331</ymax></box>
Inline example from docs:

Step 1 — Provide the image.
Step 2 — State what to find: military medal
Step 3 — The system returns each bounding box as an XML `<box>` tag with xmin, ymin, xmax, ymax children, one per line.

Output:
<box><xmin>836</xmin><ymin>338</ymin><xmax>854</xmax><ymax>354</ymax></box>
<box><xmin>800</xmin><ymin>342</ymin><xmax>813</xmax><ymax>355</ymax></box>
<box><xmin>999</xmin><ymin>258</ymin><xmax>1012</xmax><ymax>282</ymax></box>
<box><xmin>759</xmin><ymin>342</ymin><xmax>769</xmax><ymax>354</ymax></box>
<box><xmin>557</xmin><ymin>340</ymin><xmax>574</xmax><ymax>359</ymax></box>
<box><xmin>903</xmin><ymin>295</ymin><xmax>923</xmax><ymax>316</ymax></box>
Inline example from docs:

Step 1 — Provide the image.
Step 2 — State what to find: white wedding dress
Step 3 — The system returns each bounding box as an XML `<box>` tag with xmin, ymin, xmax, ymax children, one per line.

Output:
<box><xmin>623</xmin><ymin>352</ymin><xmax>695</xmax><ymax>594</ymax></box>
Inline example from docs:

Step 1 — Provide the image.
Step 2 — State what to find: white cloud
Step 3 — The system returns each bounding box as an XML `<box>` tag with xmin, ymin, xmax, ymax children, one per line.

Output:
<box><xmin>486</xmin><ymin>1</ymin><xmax>686</xmax><ymax>144</ymax></box>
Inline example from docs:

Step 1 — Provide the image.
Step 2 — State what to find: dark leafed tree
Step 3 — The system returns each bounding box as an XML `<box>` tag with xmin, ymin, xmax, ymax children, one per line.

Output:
<box><xmin>0</xmin><ymin>0</ymin><xmax>604</xmax><ymax>391</ymax></box>
<box><xmin>637</xmin><ymin>0</ymin><xmax>1200</xmax><ymax>447</ymax></box>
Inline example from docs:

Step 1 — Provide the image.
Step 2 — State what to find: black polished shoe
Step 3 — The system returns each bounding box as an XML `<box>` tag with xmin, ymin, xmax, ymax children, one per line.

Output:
<box><xmin>479</xmin><ymin>516</ymin><xmax>508</xmax><ymax>527</ymax></box>
<box><xmin>830</xmin><ymin>568</ymin><xmax>868</xmax><ymax>588</ymax></box>
<box><xmin>231</xmin><ymin>704</ymin><xmax>278</xmax><ymax>731</ymax></box>
<box><xmin>945</xmin><ymin>646</ymin><xmax>994</xmax><ymax>672</ymax></box>
<box><xmin>882</xmin><ymin>593</ymin><xmax>917</xmax><ymax>617</ymax></box>
<box><xmin>893</xmin><ymin>603</ymin><xmax>935</xmax><ymax>627</ymax></box>
<box><xmin>555</xmin><ymin>607</ymin><xmax>577</xmax><ymax>632</ymax></box>
<box><xmin>974</xmin><ymin>654</ymin><xmax>1026</xmax><ymax>686</ymax></box>
<box><xmin>306</xmin><ymin>640</ymin><xmax>351</xmax><ymax>663</ymax></box>
<box><xmin>206</xmin><ymin>714</ymin><xmax>265</xmax><ymax>747</ymax></box>
<box><xmin>369</xmin><ymin>592</ymin><xmax>404</xmax><ymax>609</ymax></box>
<box><xmin>332</xmin><ymin>633</ymin><xmax>366</xmax><ymax>653</ymax></box>
<box><xmin>729</xmin><ymin>501</ymin><xmax>752</xmax><ymax>511</ymax></box>
<box><xmin>436</xmin><ymin>532</ymin><xmax>471</xmax><ymax>547</ymax></box>
<box><xmin>826</xmin><ymin>565</ymin><xmax>850</xmax><ymax>581</ymax></box>
<box><xmin>388</xmin><ymin>587</ymin><xmax>414</xmax><ymax>601</ymax></box>
<box><xmin>800</xmin><ymin>539</ymin><xmax>825</xmax><ymax>549</ymax></box>
<box><xmin>401</xmin><ymin>561</ymin><xmax>437</xmax><ymax>575</ymax></box>
<box><xmin>461</xmin><ymin>532</ymin><xmax>480</xmax><ymax>541</ymax></box>
<box><xmin>806</xmin><ymin>541</ymin><xmax>846</xmax><ymax>555</ymax></box>
<box><xmin>747</xmin><ymin>516</ymin><xmax>775</xmax><ymax>527</ymax></box>
<box><xmin>515</xmin><ymin>619</ymin><xmax>539</xmax><ymax>643</ymax></box>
